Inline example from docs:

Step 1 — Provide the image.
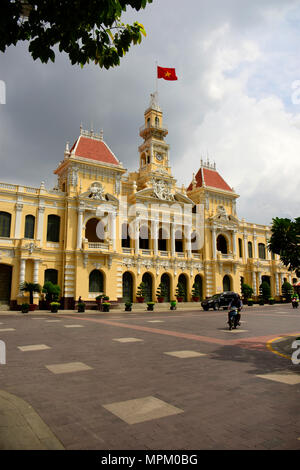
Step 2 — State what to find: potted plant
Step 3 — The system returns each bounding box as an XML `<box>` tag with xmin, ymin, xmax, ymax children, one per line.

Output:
<box><xmin>156</xmin><ymin>283</ymin><xmax>167</xmax><ymax>303</ymax></box>
<box><xmin>136</xmin><ymin>282</ymin><xmax>146</xmax><ymax>303</ymax></box>
<box><xmin>20</xmin><ymin>282</ymin><xmax>41</xmax><ymax>311</ymax></box>
<box><xmin>50</xmin><ymin>302</ymin><xmax>60</xmax><ymax>313</ymax></box>
<box><xmin>21</xmin><ymin>303</ymin><xmax>29</xmax><ymax>314</ymax></box>
<box><xmin>259</xmin><ymin>297</ymin><xmax>265</xmax><ymax>306</ymax></box>
<box><xmin>268</xmin><ymin>297</ymin><xmax>276</xmax><ymax>305</ymax></box>
<box><xmin>191</xmin><ymin>281</ymin><xmax>201</xmax><ymax>302</ymax></box>
<box><xmin>125</xmin><ymin>302</ymin><xmax>132</xmax><ymax>311</ymax></box>
<box><xmin>247</xmin><ymin>298</ymin><xmax>254</xmax><ymax>306</ymax></box>
<box><xmin>102</xmin><ymin>295</ymin><xmax>109</xmax><ymax>301</ymax></box>
<box><xmin>147</xmin><ymin>301</ymin><xmax>155</xmax><ymax>311</ymax></box>
<box><xmin>102</xmin><ymin>302</ymin><xmax>110</xmax><ymax>312</ymax></box>
<box><xmin>176</xmin><ymin>282</ymin><xmax>185</xmax><ymax>302</ymax></box>
<box><xmin>170</xmin><ymin>300</ymin><xmax>177</xmax><ymax>310</ymax></box>
<box><xmin>77</xmin><ymin>302</ymin><xmax>86</xmax><ymax>313</ymax></box>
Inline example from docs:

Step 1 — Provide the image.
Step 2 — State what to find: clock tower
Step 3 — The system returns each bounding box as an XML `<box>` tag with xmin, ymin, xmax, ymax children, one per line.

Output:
<box><xmin>138</xmin><ymin>92</ymin><xmax>172</xmax><ymax>174</ymax></box>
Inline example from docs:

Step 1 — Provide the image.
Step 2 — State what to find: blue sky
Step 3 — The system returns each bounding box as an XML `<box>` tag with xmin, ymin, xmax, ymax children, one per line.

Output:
<box><xmin>0</xmin><ymin>0</ymin><xmax>300</xmax><ymax>224</ymax></box>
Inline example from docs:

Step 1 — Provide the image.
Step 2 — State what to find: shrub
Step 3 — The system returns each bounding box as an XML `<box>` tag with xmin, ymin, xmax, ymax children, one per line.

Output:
<box><xmin>241</xmin><ymin>283</ymin><xmax>253</xmax><ymax>301</ymax></box>
<box><xmin>259</xmin><ymin>281</ymin><xmax>271</xmax><ymax>302</ymax></box>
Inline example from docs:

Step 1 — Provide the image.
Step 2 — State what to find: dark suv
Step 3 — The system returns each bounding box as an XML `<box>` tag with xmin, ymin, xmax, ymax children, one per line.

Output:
<box><xmin>201</xmin><ymin>291</ymin><xmax>238</xmax><ymax>311</ymax></box>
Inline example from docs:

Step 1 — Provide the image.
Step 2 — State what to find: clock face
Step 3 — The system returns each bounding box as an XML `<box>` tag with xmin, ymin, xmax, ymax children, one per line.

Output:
<box><xmin>156</xmin><ymin>153</ymin><xmax>163</xmax><ymax>162</ymax></box>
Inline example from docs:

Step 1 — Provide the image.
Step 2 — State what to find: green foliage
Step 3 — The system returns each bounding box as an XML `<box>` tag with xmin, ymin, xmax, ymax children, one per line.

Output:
<box><xmin>191</xmin><ymin>281</ymin><xmax>202</xmax><ymax>298</ymax></box>
<box><xmin>43</xmin><ymin>281</ymin><xmax>61</xmax><ymax>302</ymax></box>
<box><xmin>282</xmin><ymin>281</ymin><xmax>293</xmax><ymax>301</ymax></box>
<box><xmin>136</xmin><ymin>282</ymin><xmax>146</xmax><ymax>298</ymax></box>
<box><xmin>156</xmin><ymin>282</ymin><xmax>167</xmax><ymax>299</ymax></box>
<box><xmin>241</xmin><ymin>283</ymin><xmax>253</xmax><ymax>301</ymax></box>
<box><xmin>259</xmin><ymin>281</ymin><xmax>271</xmax><ymax>301</ymax></box>
<box><xmin>268</xmin><ymin>217</ymin><xmax>300</xmax><ymax>277</ymax></box>
<box><xmin>176</xmin><ymin>282</ymin><xmax>185</xmax><ymax>299</ymax></box>
<box><xmin>20</xmin><ymin>281</ymin><xmax>41</xmax><ymax>304</ymax></box>
<box><xmin>0</xmin><ymin>1</ymin><xmax>152</xmax><ymax>69</ymax></box>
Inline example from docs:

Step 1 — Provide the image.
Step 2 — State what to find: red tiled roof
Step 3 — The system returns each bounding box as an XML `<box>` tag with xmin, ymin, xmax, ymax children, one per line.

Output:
<box><xmin>71</xmin><ymin>136</ymin><xmax>119</xmax><ymax>165</ymax></box>
<box><xmin>187</xmin><ymin>167</ymin><xmax>232</xmax><ymax>192</ymax></box>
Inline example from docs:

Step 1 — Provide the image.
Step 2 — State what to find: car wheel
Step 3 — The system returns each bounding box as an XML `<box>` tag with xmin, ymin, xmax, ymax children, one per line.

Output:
<box><xmin>203</xmin><ymin>306</ymin><xmax>209</xmax><ymax>311</ymax></box>
<box><xmin>213</xmin><ymin>303</ymin><xmax>220</xmax><ymax>310</ymax></box>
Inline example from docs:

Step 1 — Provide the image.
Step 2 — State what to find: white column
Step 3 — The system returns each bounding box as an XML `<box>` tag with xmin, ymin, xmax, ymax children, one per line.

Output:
<box><xmin>135</xmin><ymin>218</ymin><xmax>140</xmax><ymax>256</ymax></box>
<box><xmin>37</xmin><ymin>206</ymin><xmax>45</xmax><ymax>242</ymax></box>
<box><xmin>14</xmin><ymin>203</ymin><xmax>23</xmax><ymax>239</ymax></box>
<box><xmin>19</xmin><ymin>258</ymin><xmax>26</xmax><ymax>294</ymax></box>
<box><xmin>253</xmin><ymin>234</ymin><xmax>257</xmax><ymax>258</ymax></box>
<box><xmin>186</xmin><ymin>225</ymin><xmax>192</xmax><ymax>258</ymax></box>
<box><xmin>153</xmin><ymin>220</ymin><xmax>158</xmax><ymax>256</ymax></box>
<box><xmin>110</xmin><ymin>212</ymin><xmax>116</xmax><ymax>251</ymax></box>
<box><xmin>275</xmin><ymin>273</ymin><xmax>279</xmax><ymax>296</ymax></box>
<box><xmin>252</xmin><ymin>271</ymin><xmax>257</xmax><ymax>296</ymax></box>
<box><xmin>212</xmin><ymin>228</ymin><xmax>216</xmax><ymax>260</ymax></box>
<box><xmin>232</xmin><ymin>230</ymin><xmax>237</xmax><ymax>257</ymax></box>
<box><xmin>33</xmin><ymin>259</ymin><xmax>40</xmax><ymax>283</ymax></box>
<box><xmin>76</xmin><ymin>208</ymin><xmax>84</xmax><ymax>250</ymax></box>
<box><xmin>171</xmin><ymin>223</ymin><xmax>175</xmax><ymax>257</ymax></box>
<box><xmin>243</xmin><ymin>235</ymin><xmax>248</xmax><ymax>261</ymax></box>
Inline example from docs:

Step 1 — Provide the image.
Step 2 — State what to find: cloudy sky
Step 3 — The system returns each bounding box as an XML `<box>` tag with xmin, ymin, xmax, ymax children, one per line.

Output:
<box><xmin>1</xmin><ymin>0</ymin><xmax>300</xmax><ymax>225</ymax></box>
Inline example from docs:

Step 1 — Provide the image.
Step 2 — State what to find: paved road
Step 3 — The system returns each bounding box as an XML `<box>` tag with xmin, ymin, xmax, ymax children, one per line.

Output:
<box><xmin>0</xmin><ymin>303</ymin><xmax>299</xmax><ymax>450</ymax></box>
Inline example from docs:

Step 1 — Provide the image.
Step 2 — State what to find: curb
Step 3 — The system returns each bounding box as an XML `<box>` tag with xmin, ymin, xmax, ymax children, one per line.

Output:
<box><xmin>0</xmin><ymin>390</ymin><xmax>64</xmax><ymax>450</ymax></box>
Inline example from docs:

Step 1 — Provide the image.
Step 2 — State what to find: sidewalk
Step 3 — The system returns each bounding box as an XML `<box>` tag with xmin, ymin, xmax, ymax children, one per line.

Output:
<box><xmin>0</xmin><ymin>302</ymin><xmax>279</xmax><ymax>315</ymax></box>
<box><xmin>0</xmin><ymin>390</ymin><xmax>64</xmax><ymax>450</ymax></box>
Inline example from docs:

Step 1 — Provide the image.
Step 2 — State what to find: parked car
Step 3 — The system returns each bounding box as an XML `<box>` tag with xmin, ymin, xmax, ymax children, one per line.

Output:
<box><xmin>201</xmin><ymin>291</ymin><xmax>238</xmax><ymax>311</ymax></box>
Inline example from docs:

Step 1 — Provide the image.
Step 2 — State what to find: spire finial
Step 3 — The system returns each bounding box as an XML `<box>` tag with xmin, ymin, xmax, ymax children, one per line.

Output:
<box><xmin>100</xmin><ymin>129</ymin><xmax>103</xmax><ymax>141</ymax></box>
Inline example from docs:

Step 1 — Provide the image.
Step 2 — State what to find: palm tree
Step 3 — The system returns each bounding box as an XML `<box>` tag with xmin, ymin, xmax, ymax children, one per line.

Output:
<box><xmin>20</xmin><ymin>282</ymin><xmax>42</xmax><ymax>305</ymax></box>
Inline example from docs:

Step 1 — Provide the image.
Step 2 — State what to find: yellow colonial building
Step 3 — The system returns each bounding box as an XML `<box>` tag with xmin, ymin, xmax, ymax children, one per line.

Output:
<box><xmin>0</xmin><ymin>93</ymin><xmax>297</xmax><ymax>310</ymax></box>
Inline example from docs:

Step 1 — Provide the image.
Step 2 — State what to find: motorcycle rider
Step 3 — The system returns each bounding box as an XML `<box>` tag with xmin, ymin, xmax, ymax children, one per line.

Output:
<box><xmin>228</xmin><ymin>294</ymin><xmax>243</xmax><ymax>325</ymax></box>
<box><xmin>292</xmin><ymin>293</ymin><xmax>299</xmax><ymax>308</ymax></box>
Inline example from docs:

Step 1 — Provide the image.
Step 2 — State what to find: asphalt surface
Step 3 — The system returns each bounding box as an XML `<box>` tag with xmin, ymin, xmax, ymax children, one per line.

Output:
<box><xmin>0</xmin><ymin>303</ymin><xmax>299</xmax><ymax>450</ymax></box>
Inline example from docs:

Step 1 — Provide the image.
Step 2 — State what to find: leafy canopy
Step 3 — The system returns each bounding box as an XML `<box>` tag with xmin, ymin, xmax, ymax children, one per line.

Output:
<box><xmin>268</xmin><ymin>217</ymin><xmax>300</xmax><ymax>277</ymax></box>
<box><xmin>0</xmin><ymin>1</ymin><xmax>152</xmax><ymax>68</ymax></box>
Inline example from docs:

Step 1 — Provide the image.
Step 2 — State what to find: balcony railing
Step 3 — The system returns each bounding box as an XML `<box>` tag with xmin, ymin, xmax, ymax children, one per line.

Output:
<box><xmin>88</xmin><ymin>242</ymin><xmax>109</xmax><ymax>250</ymax></box>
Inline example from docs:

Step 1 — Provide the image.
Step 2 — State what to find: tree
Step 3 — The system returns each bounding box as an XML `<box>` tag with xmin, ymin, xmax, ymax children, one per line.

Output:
<box><xmin>0</xmin><ymin>1</ymin><xmax>152</xmax><ymax>69</ymax></box>
<box><xmin>268</xmin><ymin>217</ymin><xmax>300</xmax><ymax>277</ymax></box>
<box><xmin>20</xmin><ymin>281</ymin><xmax>41</xmax><ymax>305</ymax></box>
<box><xmin>43</xmin><ymin>281</ymin><xmax>61</xmax><ymax>303</ymax></box>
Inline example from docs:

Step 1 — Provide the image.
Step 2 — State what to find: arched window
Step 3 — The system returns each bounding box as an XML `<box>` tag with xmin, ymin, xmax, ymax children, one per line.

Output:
<box><xmin>238</xmin><ymin>238</ymin><xmax>243</xmax><ymax>258</ymax></box>
<box><xmin>121</xmin><ymin>223</ymin><xmax>130</xmax><ymax>248</ymax></box>
<box><xmin>223</xmin><ymin>275</ymin><xmax>231</xmax><ymax>292</ymax></box>
<box><xmin>139</xmin><ymin>225</ymin><xmax>150</xmax><ymax>250</ymax></box>
<box><xmin>47</xmin><ymin>215</ymin><xmax>60</xmax><ymax>242</ymax></box>
<box><xmin>0</xmin><ymin>212</ymin><xmax>11</xmax><ymax>238</ymax></box>
<box><xmin>89</xmin><ymin>270</ymin><xmax>104</xmax><ymax>293</ymax></box>
<box><xmin>24</xmin><ymin>215</ymin><xmax>35</xmax><ymax>239</ymax></box>
<box><xmin>142</xmin><ymin>272</ymin><xmax>153</xmax><ymax>302</ymax></box>
<box><xmin>85</xmin><ymin>218</ymin><xmax>105</xmax><ymax>242</ymax></box>
<box><xmin>217</xmin><ymin>235</ymin><xmax>228</xmax><ymax>254</ymax></box>
<box><xmin>155</xmin><ymin>116</ymin><xmax>160</xmax><ymax>127</ymax></box>
<box><xmin>248</xmin><ymin>241</ymin><xmax>253</xmax><ymax>258</ymax></box>
<box><xmin>258</xmin><ymin>243</ymin><xmax>266</xmax><ymax>259</ymax></box>
<box><xmin>175</xmin><ymin>229</ymin><xmax>183</xmax><ymax>252</ymax></box>
<box><xmin>158</xmin><ymin>227</ymin><xmax>168</xmax><ymax>251</ymax></box>
<box><xmin>44</xmin><ymin>269</ymin><xmax>58</xmax><ymax>285</ymax></box>
<box><xmin>146</xmin><ymin>117</ymin><xmax>150</xmax><ymax>128</ymax></box>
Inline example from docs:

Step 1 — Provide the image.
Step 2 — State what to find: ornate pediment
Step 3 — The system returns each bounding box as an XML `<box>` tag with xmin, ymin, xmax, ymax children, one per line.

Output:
<box><xmin>208</xmin><ymin>205</ymin><xmax>239</xmax><ymax>228</ymax></box>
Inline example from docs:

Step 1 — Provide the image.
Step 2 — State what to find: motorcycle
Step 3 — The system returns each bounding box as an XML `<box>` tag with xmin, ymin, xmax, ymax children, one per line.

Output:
<box><xmin>292</xmin><ymin>297</ymin><xmax>299</xmax><ymax>309</ymax></box>
<box><xmin>228</xmin><ymin>307</ymin><xmax>240</xmax><ymax>330</ymax></box>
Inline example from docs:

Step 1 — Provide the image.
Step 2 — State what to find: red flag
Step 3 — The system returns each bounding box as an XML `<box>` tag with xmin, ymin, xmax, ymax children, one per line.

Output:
<box><xmin>157</xmin><ymin>66</ymin><xmax>178</xmax><ymax>81</ymax></box>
